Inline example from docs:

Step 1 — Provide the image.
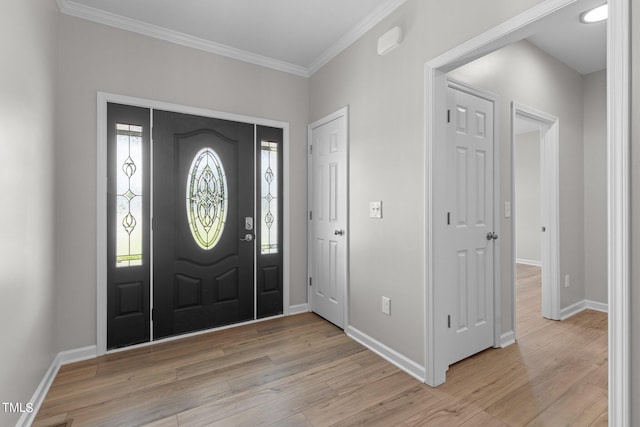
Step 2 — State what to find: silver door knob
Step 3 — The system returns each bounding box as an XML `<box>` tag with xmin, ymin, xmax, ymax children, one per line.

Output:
<box><xmin>486</xmin><ymin>232</ymin><xmax>498</xmax><ymax>240</ymax></box>
<box><xmin>240</xmin><ymin>233</ymin><xmax>254</xmax><ymax>242</ymax></box>
<box><xmin>334</xmin><ymin>229</ymin><xmax>345</xmax><ymax>236</ymax></box>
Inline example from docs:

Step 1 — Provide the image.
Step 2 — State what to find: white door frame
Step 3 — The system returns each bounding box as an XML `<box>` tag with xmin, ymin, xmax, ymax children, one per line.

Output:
<box><xmin>306</xmin><ymin>106</ymin><xmax>350</xmax><ymax>328</ymax></box>
<box><xmin>511</xmin><ymin>102</ymin><xmax>560</xmax><ymax>322</ymax></box>
<box><xmin>425</xmin><ymin>1</ymin><xmax>630</xmax><ymax>424</ymax></box>
<box><xmin>96</xmin><ymin>92</ymin><xmax>291</xmax><ymax>356</ymax></box>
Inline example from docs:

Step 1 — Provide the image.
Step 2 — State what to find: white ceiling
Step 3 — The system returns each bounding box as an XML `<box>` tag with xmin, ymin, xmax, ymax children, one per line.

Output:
<box><xmin>526</xmin><ymin>0</ymin><xmax>607</xmax><ymax>75</ymax></box>
<box><xmin>57</xmin><ymin>0</ymin><xmax>606</xmax><ymax>77</ymax></box>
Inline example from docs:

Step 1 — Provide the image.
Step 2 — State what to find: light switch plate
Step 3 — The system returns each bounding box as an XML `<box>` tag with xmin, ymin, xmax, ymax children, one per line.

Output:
<box><xmin>369</xmin><ymin>201</ymin><xmax>383</xmax><ymax>218</ymax></box>
<box><xmin>382</xmin><ymin>296</ymin><xmax>391</xmax><ymax>315</ymax></box>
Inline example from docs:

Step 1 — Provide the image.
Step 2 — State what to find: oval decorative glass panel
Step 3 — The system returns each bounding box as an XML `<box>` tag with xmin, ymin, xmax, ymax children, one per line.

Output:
<box><xmin>186</xmin><ymin>147</ymin><xmax>227</xmax><ymax>250</ymax></box>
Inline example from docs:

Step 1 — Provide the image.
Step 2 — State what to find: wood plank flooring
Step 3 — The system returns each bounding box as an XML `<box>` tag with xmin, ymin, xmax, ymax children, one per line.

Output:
<box><xmin>34</xmin><ymin>265</ymin><xmax>607</xmax><ymax>426</ymax></box>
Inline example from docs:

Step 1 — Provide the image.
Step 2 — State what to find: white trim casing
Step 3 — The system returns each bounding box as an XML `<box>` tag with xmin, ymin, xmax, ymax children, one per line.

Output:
<box><xmin>515</xmin><ymin>258</ymin><xmax>542</xmax><ymax>267</ymax></box>
<box><xmin>288</xmin><ymin>303</ymin><xmax>310</xmax><ymax>315</ymax></box>
<box><xmin>57</xmin><ymin>0</ymin><xmax>308</xmax><ymax>77</ymax></box>
<box><xmin>96</xmin><ymin>92</ymin><xmax>291</xmax><ymax>356</ymax></box>
<box><xmin>500</xmin><ymin>331</ymin><xmax>515</xmax><ymax>348</ymax></box>
<box><xmin>16</xmin><ymin>346</ymin><xmax>97</xmax><ymax>427</ymax></box>
<box><xmin>57</xmin><ymin>0</ymin><xmax>407</xmax><ymax>78</ymax></box>
<box><xmin>560</xmin><ymin>299</ymin><xmax>609</xmax><ymax>320</ymax></box>
<box><xmin>306</xmin><ymin>0</ymin><xmax>408</xmax><ymax>75</ymax></box>
<box><xmin>585</xmin><ymin>300</ymin><xmax>609</xmax><ymax>314</ymax></box>
<box><xmin>511</xmin><ymin>102</ymin><xmax>560</xmax><ymax>322</ymax></box>
<box><xmin>424</xmin><ymin>3</ymin><xmax>630</xmax><ymax>410</ymax></box>
<box><xmin>96</xmin><ymin>95</ymin><xmax>108</xmax><ymax>355</ymax></box>
<box><xmin>346</xmin><ymin>326</ymin><xmax>426</xmax><ymax>382</ymax></box>
<box><xmin>607</xmin><ymin>0</ymin><xmax>631</xmax><ymax>424</ymax></box>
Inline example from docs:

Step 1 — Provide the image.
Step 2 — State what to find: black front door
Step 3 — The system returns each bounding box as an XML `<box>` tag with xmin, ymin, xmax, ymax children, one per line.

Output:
<box><xmin>152</xmin><ymin>111</ymin><xmax>254</xmax><ymax>339</ymax></box>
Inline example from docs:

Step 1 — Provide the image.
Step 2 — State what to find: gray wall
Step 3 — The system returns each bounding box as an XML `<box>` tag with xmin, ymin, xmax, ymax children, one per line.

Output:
<box><xmin>449</xmin><ymin>40</ymin><xmax>587</xmax><ymax>316</ymax></box>
<box><xmin>582</xmin><ymin>70</ymin><xmax>607</xmax><ymax>305</ymax></box>
<box><xmin>309</xmin><ymin>0</ymin><xmax>544</xmax><ymax>366</ymax></box>
<box><xmin>55</xmin><ymin>15</ymin><xmax>310</xmax><ymax>351</ymax></box>
<box><xmin>515</xmin><ymin>130</ymin><xmax>541</xmax><ymax>264</ymax></box>
<box><xmin>0</xmin><ymin>0</ymin><xmax>59</xmax><ymax>425</ymax></box>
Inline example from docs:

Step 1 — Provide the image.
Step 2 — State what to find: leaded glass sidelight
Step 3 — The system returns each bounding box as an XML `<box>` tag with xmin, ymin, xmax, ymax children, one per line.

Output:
<box><xmin>116</xmin><ymin>123</ymin><xmax>143</xmax><ymax>267</ymax></box>
<box><xmin>261</xmin><ymin>141</ymin><xmax>279</xmax><ymax>254</ymax></box>
<box><xmin>186</xmin><ymin>147</ymin><xmax>228</xmax><ymax>250</ymax></box>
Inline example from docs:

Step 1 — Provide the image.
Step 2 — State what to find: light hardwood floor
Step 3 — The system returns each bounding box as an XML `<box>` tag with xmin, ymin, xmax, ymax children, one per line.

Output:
<box><xmin>34</xmin><ymin>265</ymin><xmax>607</xmax><ymax>426</ymax></box>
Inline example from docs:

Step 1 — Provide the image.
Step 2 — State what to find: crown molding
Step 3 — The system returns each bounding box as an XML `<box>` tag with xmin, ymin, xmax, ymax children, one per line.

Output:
<box><xmin>57</xmin><ymin>0</ymin><xmax>407</xmax><ymax>79</ymax></box>
<box><xmin>56</xmin><ymin>0</ymin><xmax>310</xmax><ymax>77</ymax></box>
<box><xmin>307</xmin><ymin>0</ymin><xmax>408</xmax><ymax>75</ymax></box>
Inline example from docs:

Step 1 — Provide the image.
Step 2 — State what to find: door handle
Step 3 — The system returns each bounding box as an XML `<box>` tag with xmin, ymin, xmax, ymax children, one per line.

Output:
<box><xmin>486</xmin><ymin>232</ymin><xmax>499</xmax><ymax>241</ymax></box>
<box><xmin>334</xmin><ymin>229</ymin><xmax>345</xmax><ymax>236</ymax></box>
<box><xmin>240</xmin><ymin>233</ymin><xmax>254</xmax><ymax>242</ymax></box>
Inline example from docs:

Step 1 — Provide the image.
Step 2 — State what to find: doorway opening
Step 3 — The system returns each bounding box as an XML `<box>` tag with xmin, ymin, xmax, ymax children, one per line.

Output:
<box><xmin>514</xmin><ymin>120</ymin><xmax>544</xmax><ymax>332</ymax></box>
<box><xmin>511</xmin><ymin>105</ymin><xmax>561</xmax><ymax>345</ymax></box>
<box><xmin>512</xmin><ymin>104</ymin><xmax>561</xmax><ymax>327</ymax></box>
<box><xmin>425</xmin><ymin>2</ymin><xmax>630</xmax><ymax>421</ymax></box>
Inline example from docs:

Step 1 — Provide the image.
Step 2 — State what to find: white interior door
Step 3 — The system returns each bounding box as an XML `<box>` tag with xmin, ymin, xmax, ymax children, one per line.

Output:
<box><xmin>308</xmin><ymin>108</ymin><xmax>348</xmax><ymax>328</ymax></box>
<box><xmin>445</xmin><ymin>84</ymin><xmax>496</xmax><ymax>365</ymax></box>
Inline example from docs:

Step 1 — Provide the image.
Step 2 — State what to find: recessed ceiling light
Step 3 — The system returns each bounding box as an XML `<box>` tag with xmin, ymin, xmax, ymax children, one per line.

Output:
<box><xmin>580</xmin><ymin>4</ymin><xmax>608</xmax><ymax>23</ymax></box>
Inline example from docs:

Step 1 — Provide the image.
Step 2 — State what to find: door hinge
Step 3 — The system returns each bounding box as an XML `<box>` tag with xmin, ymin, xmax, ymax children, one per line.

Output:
<box><xmin>309</xmin><ymin>211</ymin><xmax>313</xmax><ymax>220</ymax></box>
<box><xmin>447</xmin><ymin>212</ymin><xmax>451</xmax><ymax>225</ymax></box>
<box><xmin>447</xmin><ymin>109</ymin><xmax>451</xmax><ymax>123</ymax></box>
<box><xmin>151</xmin><ymin>308</ymin><xmax>154</xmax><ymax>320</ymax></box>
<box><xmin>447</xmin><ymin>315</ymin><xmax>451</xmax><ymax>328</ymax></box>
<box><xmin>309</xmin><ymin>277</ymin><xmax>312</xmax><ymax>287</ymax></box>
<box><xmin>309</xmin><ymin>144</ymin><xmax>313</xmax><ymax>154</ymax></box>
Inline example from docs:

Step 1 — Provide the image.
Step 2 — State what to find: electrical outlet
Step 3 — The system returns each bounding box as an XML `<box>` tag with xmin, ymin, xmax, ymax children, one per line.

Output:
<box><xmin>381</xmin><ymin>296</ymin><xmax>391</xmax><ymax>315</ymax></box>
<box><xmin>564</xmin><ymin>274</ymin><xmax>570</xmax><ymax>288</ymax></box>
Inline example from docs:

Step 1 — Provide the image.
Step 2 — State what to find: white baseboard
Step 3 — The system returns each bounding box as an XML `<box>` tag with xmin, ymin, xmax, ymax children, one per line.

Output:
<box><xmin>585</xmin><ymin>300</ymin><xmax>609</xmax><ymax>313</ymax></box>
<box><xmin>17</xmin><ymin>346</ymin><xmax>96</xmax><ymax>427</ymax></box>
<box><xmin>346</xmin><ymin>325</ymin><xmax>426</xmax><ymax>383</ymax></box>
<box><xmin>16</xmin><ymin>356</ymin><xmax>60</xmax><ymax>427</ymax></box>
<box><xmin>560</xmin><ymin>299</ymin><xmax>608</xmax><ymax>320</ymax></box>
<box><xmin>58</xmin><ymin>345</ymin><xmax>98</xmax><ymax>365</ymax></box>
<box><xmin>560</xmin><ymin>300</ymin><xmax>586</xmax><ymax>320</ymax></box>
<box><xmin>499</xmin><ymin>330</ymin><xmax>515</xmax><ymax>348</ymax></box>
<box><xmin>288</xmin><ymin>303</ymin><xmax>309</xmax><ymax>315</ymax></box>
<box><xmin>515</xmin><ymin>258</ymin><xmax>542</xmax><ymax>267</ymax></box>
